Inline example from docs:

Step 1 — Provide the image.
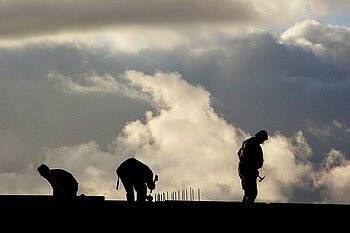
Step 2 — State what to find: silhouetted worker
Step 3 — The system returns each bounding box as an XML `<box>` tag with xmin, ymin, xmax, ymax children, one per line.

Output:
<box><xmin>116</xmin><ymin>157</ymin><xmax>157</xmax><ymax>202</ymax></box>
<box><xmin>37</xmin><ymin>163</ymin><xmax>79</xmax><ymax>199</ymax></box>
<box><xmin>237</xmin><ymin>130</ymin><xmax>268</xmax><ymax>204</ymax></box>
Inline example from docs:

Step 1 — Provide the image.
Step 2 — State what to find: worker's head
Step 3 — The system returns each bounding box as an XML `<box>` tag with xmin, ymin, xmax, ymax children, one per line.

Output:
<box><xmin>255</xmin><ymin>130</ymin><xmax>268</xmax><ymax>144</ymax></box>
<box><xmin>37</xmin><ymin>164</ymin><xmax>50</xmax><ymax>178</ymax></box>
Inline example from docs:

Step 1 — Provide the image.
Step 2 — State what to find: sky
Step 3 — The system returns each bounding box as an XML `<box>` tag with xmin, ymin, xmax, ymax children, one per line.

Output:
<box><xmin>0</xmin><ymin>0</ymin><xmax>349</xmax><ymax>204</ymax></box>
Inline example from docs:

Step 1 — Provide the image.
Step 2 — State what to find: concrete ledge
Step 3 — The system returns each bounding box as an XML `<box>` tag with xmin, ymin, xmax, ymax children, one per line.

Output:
<box><xmin>1</xmin><ymin>195</ymin><xmax>348</xmax><ymax>229</ymax></box>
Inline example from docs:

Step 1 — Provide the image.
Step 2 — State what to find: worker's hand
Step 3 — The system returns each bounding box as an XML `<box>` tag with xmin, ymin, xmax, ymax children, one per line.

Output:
<box><xmin>147</xmin><ymin>182</ymin><xmax>156</xmax><ymax>190</ymax></box>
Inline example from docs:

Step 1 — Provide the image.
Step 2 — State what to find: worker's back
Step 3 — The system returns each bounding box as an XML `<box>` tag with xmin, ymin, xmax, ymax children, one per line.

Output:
<box><xmin>116</xmin><ymin>157</ymin><xmax>153</xmax><ymax>182</ymax></box>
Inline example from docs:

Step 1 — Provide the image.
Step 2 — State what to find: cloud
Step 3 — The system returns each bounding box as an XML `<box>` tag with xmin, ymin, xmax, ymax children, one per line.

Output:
<box><xmin>2</xmin><ymin>0</ymin><xmax>350</xmax><ymax>42</ymax></box>
<box><xmin>240</xmin><ymin>0</ymin><xmax>350</xmax><ymax>28</ymax></box>
<box><xmin>0</xmin><ymin>162</ymin><xmax>42</xmax><ymax>195</ymax></box>
<box><xmin>307</xmin><ymin>120</ymin><xmax>350</xmax><ymax>140</ymax></box>
<box><xmin>310</xmin><ymin>0</ymin><xmax>350</xmax><ymax>14</ymax></box>
<box><xmin>314</xmin><ymin>149</ymin><xmax>350</xmax><ymax>203</ymax></box>
<box><xmin>43</xmin><ymin>70</ymin><xmax>333</xmax><ymax>202</ymax></box>
<box><xmin>281</xmin><ymin>19</ymin><xmax>350</xmax><ymax>69</ymax></box>
<box><xmin>0</xmin><ymin>68</ymin><xmax>349</xmax><ymax>203</ymax></box>
<box><xmin>109</xmin><ymin>70</ymin><xmax>244</xmax><ymax>200</ymax></box>
<box><xmin>0</xmin><ymin>0</ymin><xmax>258</xmax><ymax>39</ymax></box>
<box><xmin>261</xmin><ymin>131</ymin><xmax>314</xmax><ymax>202</ymax></box>
<box><xmin>41</xmin><ymin>141</ymin><xmax>118</xmax><ymax>198</ymax></box>
<box><xmin>0</xmin><ymin>18</ymin><xmax>349</xmax><ymax>204</ymax></box>
<box><xmin>48</xmin><ymin>70</ymin><xmax>119</xmax><ymax>94</ymax></box>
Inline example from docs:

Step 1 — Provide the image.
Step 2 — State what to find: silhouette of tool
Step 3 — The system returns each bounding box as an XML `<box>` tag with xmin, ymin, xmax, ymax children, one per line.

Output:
<box><xmin>150</xmin><ymin>175</ymin><xmax>158</xmax><ymax>194</ymax></box>
<box><xmin>258</xmin><ymin>174</ymin><xmax>265</xmax><ymax>182</ymax></box>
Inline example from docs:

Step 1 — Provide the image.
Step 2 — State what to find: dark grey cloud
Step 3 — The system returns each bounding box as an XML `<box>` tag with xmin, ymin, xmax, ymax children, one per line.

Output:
<box><xmin>2</xmin><ymin>0</ymin><xmax>350</xmax><ymax>40</ymax></box>
<box><xmin>0</xmin><ymin>0</ymin><xmax>257</xmax><ymax>39</ymax></box>
<box><xmin>204</xmin><ymin>33</ymin><xmax>350</xmax><ymax>159</ymax></box>
<box><xmin>0</xmin><ymin>44</ymin><xmax>151</xmax><ymax>171</ymax></box>
<box><xmin>100</xmin><ymin>31</ymin><xmax>349</xmax><ymax>155</ymax></box>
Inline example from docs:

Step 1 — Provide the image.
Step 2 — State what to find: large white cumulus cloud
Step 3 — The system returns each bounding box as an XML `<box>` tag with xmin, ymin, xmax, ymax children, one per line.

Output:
<box><xmin>39</xmin><ymin>70</ymin><xmax>350</xmax><ymax>202</ymax></box>
<box><xmin>110</xmin><ymin>70</ymin><xmax>244</xmax><ymax>200</ymax></box>
<box><xmin>0</xmin><ymin>69</ymin><xmax>349</xmax><ymax>203</ymax></box>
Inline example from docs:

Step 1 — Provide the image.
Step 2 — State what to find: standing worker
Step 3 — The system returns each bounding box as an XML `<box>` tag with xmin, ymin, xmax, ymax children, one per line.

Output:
<box><xmin>116</xmin><ymin>157</ymin><xmax>157</xmax><ymax>202</ymax></box>
<box><xmin>237</xmin><ymin>130</ymin><xmax>268</xmax><ymax>204</ymax></box>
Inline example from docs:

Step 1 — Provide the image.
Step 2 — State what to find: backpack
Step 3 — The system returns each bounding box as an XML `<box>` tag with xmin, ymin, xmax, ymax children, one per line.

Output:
<box><xmin>237</xmin><ymin>140</ymin><xmax>247</xmax><ymax>160</ymax></box>
<box><xmin>237</xmin><ymin>138</ymin><xmax>264</xmax><ymax>171</ymax></box>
